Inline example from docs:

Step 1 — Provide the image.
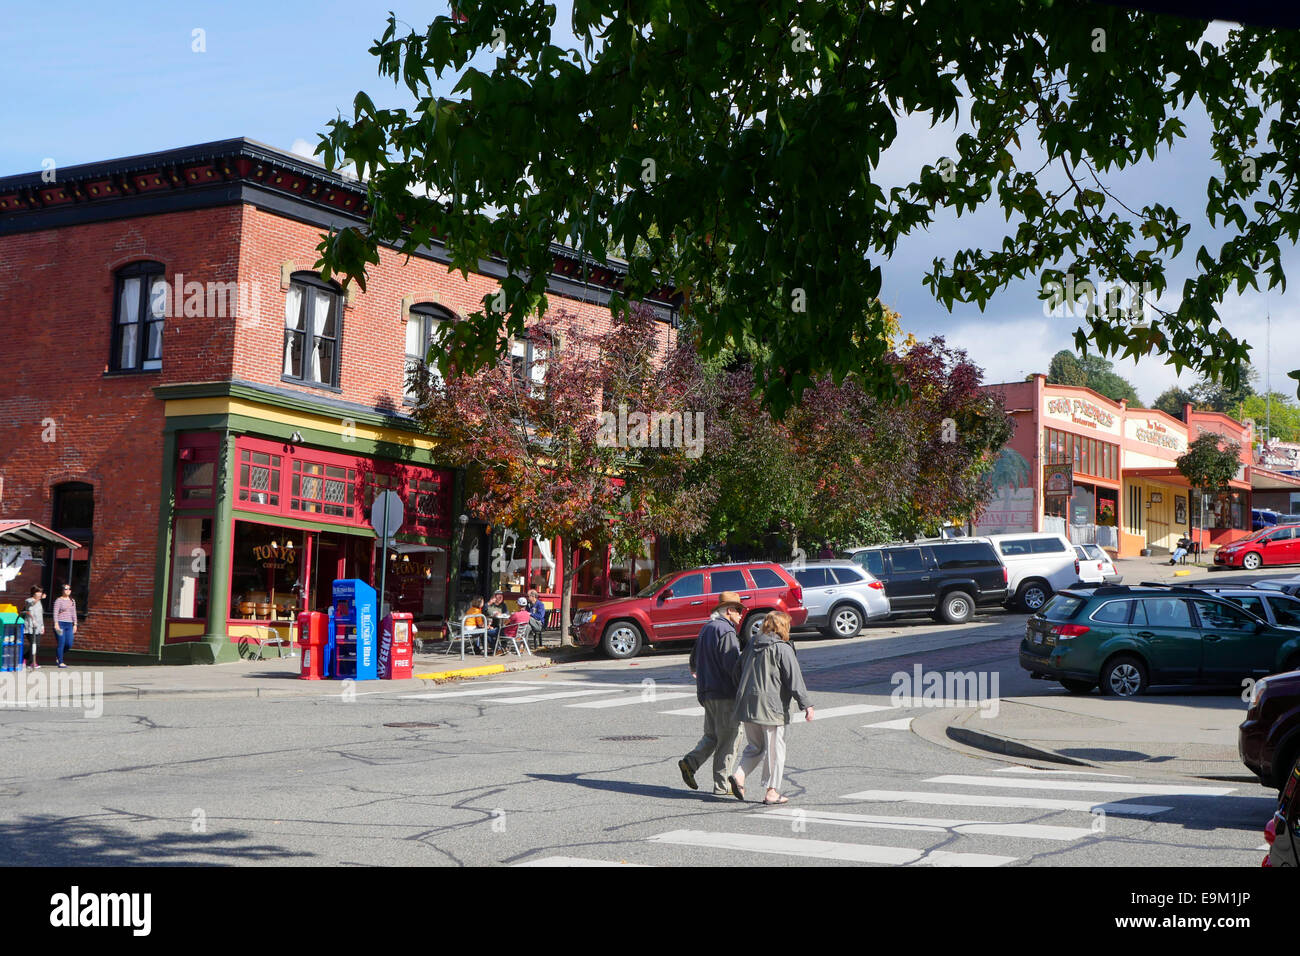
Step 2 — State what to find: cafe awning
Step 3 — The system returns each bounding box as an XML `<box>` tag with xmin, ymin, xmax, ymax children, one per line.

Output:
<box><xmin>1250</xmin><ymin>466</ymin><xmax>1300</xmax><ymax>492</ymax></box>
<box><xmin>0</xmin><ymin>519</ymin><xmax>82</xmax><ymax>550</ymax></box>
<box><xmin>1124</xmin><ymin>468</ymin><xmax>1250</xmax><ymax>491</ymax></box>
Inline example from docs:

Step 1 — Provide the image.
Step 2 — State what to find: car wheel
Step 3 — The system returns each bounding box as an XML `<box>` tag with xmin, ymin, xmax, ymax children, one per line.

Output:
<box><xmin>1060</xmin><ymin>679</ymin><xmax>1096</xmax><ymax>695</ymax></box>
<box><xmin>743</xmin><ymin>612</ymin><xmax>767</xmax><ymax>643</ymax></box>
<box><xmin>829</xmin><ymin>605</ymin><xmax>864</xmax><ymax>638</ymax></box>
<box><xmin>1101</xmin><ymin>655</ymin><xmax>1148</xmax><ymax>697</ymax></box>
<box><xmin>1017</xmin><ymin>580</ymin><xmax>1051</xmax><ymax>613</ymax></box>
<box><xmin>938</xmin><ymin>591</ymin><xmax>974</xmax><ymax>625</ymax></box>
<box><xmin>601</xmin><ymin>621</ymin><xmax>644</xmax><ymax>659</ymax></box>
<box><xmin>1243</xmin><ymin>552</ymin><xmax>1263</xmax><ymax>571</ymax></box>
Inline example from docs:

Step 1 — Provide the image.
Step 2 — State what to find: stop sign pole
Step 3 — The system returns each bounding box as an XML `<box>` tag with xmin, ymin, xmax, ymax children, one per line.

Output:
<box><xmin>370</xmin><ymin>491</ymin><xmax>404</xmax><ymax>617</ymax></box>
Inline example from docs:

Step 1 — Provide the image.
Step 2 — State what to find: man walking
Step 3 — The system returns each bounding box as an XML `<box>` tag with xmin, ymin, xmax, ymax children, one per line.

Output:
<box><xmin>678</xmin><ymin>591</ymin><xmax>746</xmax><ymax>798</ymax></box>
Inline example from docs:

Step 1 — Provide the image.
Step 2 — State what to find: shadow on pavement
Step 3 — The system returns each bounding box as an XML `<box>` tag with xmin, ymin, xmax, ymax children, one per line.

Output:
<box><xmin>527</xmin><ymin>772</ymin><xmax>704</xmax><ymax>802</ymax></box>
<box><xmin>0</xmin><ymin>813</ymin><xmax>315</xmax><ymax>866</ymax></box>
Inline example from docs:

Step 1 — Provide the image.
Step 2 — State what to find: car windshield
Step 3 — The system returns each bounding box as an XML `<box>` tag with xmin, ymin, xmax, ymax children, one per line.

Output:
<box><xmin>636</xmin><ymin>574</ymin><xmax>675</xmax><ymax>599</ymax></box>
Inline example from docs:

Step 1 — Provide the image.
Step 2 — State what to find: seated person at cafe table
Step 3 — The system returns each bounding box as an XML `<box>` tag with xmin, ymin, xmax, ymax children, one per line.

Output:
<box><xmin>484</xmin><ymin>590</ymin><xmax>509</xmax><ymax>639</ymax></box>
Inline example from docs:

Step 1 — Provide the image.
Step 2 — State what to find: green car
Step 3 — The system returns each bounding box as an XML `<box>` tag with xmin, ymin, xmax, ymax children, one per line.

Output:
<box><xmin>1020</xmin><ymin>585</ymin><xmax>1300</xmax><ymax>697</ymax></box>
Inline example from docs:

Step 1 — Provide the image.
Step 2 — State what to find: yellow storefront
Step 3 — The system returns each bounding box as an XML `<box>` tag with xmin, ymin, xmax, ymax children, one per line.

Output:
<box><xmin>1120</xmin><ymin>410</ymin><xmax>1189</xmax><ymax>557</ymax></box>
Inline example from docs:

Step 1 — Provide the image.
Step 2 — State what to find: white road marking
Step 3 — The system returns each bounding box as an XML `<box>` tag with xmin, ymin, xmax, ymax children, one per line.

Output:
<box><xmin>401</xmin><ymin>686</ymin><xmax>536</xmax><ymax>700</ymax></box>
<box><xmin>862</xmin><ymin>718</ymin><xmax>914</xmax><ymax>731</ymax></box>
<box><xmin>805</xmin><ymin>704</ymin><xmax>893</xmax><ymax>720</ymax></box>
<box><xmin>646</xmin><ymin>829</ymin><xmax>1015</xmax><ymax>867</ymax></box>
<box><xmin>567</xmin><ymin>692</ymin><xmax>697</xmax><ymax>709</ymax></box>
<box><xmin>842</xmin><ymin>789</ymin><xmax>1170</xmax><ymax>816</ymax></box>
<box><xmin>991</xmin><ymin>766</ymin><xmax>1131</xmax><ymax>778</ymax></box>
<box><xmin>484</xmin><ymin>689</ymin><xmax>625</xmax><ymax>704</ymax></box>
<box><xmin>498</xmin><ymin>680</ymin><xmax>696</xmax><ymax>691</ymax></box>
<box><xmin>513</xmin><ymin>856</ymin><xmax>648</xmax><ymax>867</ymax></box>
<box><xmin>757</xmin><ymin>808</ymin><xmax>1094</xmax><ymax>841</ymax></box>
<box><xmin>661</xmin><ymin>705</ymin><xmax>706</xmax><ymax>716</ymax></box>
<box><xmin>924</xmin><ymin>774</ymin><xmax>1234</xmax><ymax>797</ymax></box>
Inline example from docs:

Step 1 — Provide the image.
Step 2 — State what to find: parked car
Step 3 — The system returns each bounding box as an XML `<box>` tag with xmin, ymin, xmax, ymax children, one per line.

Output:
<box><xmin>1019</xmin><ymin>584</ymin><xmax>1300</xmax><ymax>697</ymax></box>
<box><xmin>1189</xmin><ymin>585</ymin><xmax>1300</xmax><ymax>630</ymax></box>
<box><xmin>1263</xmin><ymin>758</ymin><xmax>1300</xmax><ymax>867</ymax></box>
<box><xmin>1253</xmin><ymin>508</ymin><xmax>1281</xmax><ymax>532</ymax></box>
<box><xmin>985</xmin><ymin>532</ymin><xmax>1081</xmax><ymax>612</ymax></box>
<box><xmin>785</xmin><ymin>560</ymin><xmax>890</xmax><ymax>638</ymax></box>
<box><xmin>569</xmin><ymin>562</ymin><xmax>807</xmax><ymax>659</ymax></box>
<box><xmin>842</xmin><ymin>539</ymin><xmax>1008</xmax><ymax>624</ymax></box>
<box><xmin>1074</xmin><ymin>544</ymin><xmax>1122</xmax><ymax>586</ymax></box>
<box><xmin>1240</xmin><ymin>667</ymin><xmax>1300</xmax><ymax>792</ymax></box>
<box><xmin>1252</xmin><ymin>574</ymin><xmax>1300</xmax><ymax>598</ymax></box>
<box><xmin>1214</xmin><ymin>523</ymin><xmax>1300</xmax><ymax>570</ymax></box>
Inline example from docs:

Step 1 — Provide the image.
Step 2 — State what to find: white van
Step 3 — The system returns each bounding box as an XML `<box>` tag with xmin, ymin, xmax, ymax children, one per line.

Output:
<box><xmin>983</xmin><ymin>532</ymin><xmax>1080</xmax><ymax>612</ymax></box>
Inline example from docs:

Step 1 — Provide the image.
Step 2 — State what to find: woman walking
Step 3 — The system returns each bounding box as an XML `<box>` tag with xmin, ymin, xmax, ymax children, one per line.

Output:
<box><xmin>52</xmin><ymin>584</ymin><xmax>77</xmax><ymax>668</ymax></box>
<box><xmin>21</xmin><ymin>586</ymin><xmax>44</xmax><ymax>669</ymax></box>
<box><xmin>728</xmin><ymin>610</ymin><xmax>814</xmax><ymax>805</ymax></box>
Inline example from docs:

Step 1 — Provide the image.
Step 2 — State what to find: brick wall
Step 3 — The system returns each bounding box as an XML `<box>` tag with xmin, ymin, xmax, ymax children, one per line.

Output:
<box><xmin>0</xmin><ymin>206</ymin><xmax>244</xmax><ymax>653</ymax></box>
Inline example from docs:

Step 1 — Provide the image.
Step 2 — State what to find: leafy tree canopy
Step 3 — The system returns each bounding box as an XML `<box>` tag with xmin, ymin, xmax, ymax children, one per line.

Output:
<box><xmin>1177</xmin><ymin>432</ymin><xmax>1242</xmax><ymax>494</ymax></box>
<box><xmin>1235</xmin><ymin>392</ymin><xmax>1300</xmax><ymax>443</ymax></box>
<box><xmin>1046</xmin><ymin>349</ymin><xmax>1142</xmax><ymax>406</ymax></box>
<box><xmin>317</xmin><ymin>1</ymin><xmax>1299</xmax><ymax>414</ymax></box>
<box><xmin>1152</xmin><ymin>385</ymin><xmax>1193</xmax><ymax>417</ymax></box>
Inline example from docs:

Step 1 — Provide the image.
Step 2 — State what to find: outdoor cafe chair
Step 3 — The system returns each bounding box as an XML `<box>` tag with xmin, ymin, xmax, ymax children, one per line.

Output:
<box><xmin>444</xmin><ymin>615</ymin><xmax>490</xmax><ymax>660</ymax></box>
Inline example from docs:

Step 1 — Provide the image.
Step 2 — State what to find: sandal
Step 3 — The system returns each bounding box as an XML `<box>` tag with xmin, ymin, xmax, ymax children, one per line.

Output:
<box><xmin>727</xmin><ymin>774</ymin><xmax>745</xmax><ymax>801</ymax></box>
<box><xmin>762</xmin><ymin>793</ymin><xmax>789</xmax><ymax>805</ymax></box>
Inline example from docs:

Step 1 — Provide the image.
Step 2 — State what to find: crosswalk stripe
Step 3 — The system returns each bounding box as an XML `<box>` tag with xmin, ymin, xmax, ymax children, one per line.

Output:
<box><xmin>567</xmin><ymin>692</ymin><xmax>697</xmax><ymax>709</ymax></box>
<box><xmin>484</xmin><ymin>689</ymin><xmax>625</xmax><ymax>704</ymax></box>
<box><xmin>991</xmin><ymin>766</ymin><xmax>1130</xmax><ymax>778</ymax></box>
<box><xmin>513</xmin><ymin>856</ymin><xmax>648</xmax><ymax>867</ymax></box>
<box><xmin>806</xmin><ymin>704</ymin><xmax>894</xmax><ymax>720</ymax></box>
<box><xmin>501</xmin><ymin>680</ymin><xmax>696</xmax><ymax>691</ymax></box>
<box><xmin>646</xmin><ymin>829</ymin><xmax>1016</xmax><ymax>866</ymax></box>
<box><xmin>661</xmin><ymin>705</ymin><xmax>706</xmax><ymax>716</ymax></box>
<box><xmin>863</xmin><ymin>718</ymin><xmax>914</xmax><ymax>731</ymax></box>
<box><xmin>842</xmin><ymin>789</ymin><xmax>1170</xmax><ymax>816</ymax></box>
<box><xmin>924</xmin><ymin>774</ymin><xmax>1234</xmax><ymax>797</ymax></box>
<box><xmin>757</xmin><ymin>807</ymin><xmax>1094</xmax><ymax>841</ymax></box>
<box><xmin>400</xmin><ymin>686</ymin><xmax>536</xmax><ymax>700</ymax></box>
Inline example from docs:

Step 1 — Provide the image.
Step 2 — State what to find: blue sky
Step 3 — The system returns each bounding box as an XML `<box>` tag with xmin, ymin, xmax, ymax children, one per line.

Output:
<box><xmin>3</xmin><ymin>4</ymin><xmax>1294</xmax><ymax>408</ymax></box>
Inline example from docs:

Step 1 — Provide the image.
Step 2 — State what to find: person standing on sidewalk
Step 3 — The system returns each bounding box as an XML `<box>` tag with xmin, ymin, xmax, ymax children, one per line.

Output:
<box><xmin>728</xmin><ymin>610</ymin><xmax>814</xmax><ymax>805</ymax></box>
<box><xmin>52</xmin><ymin>584</ymin><xmax>77</xmax><ymax>668</ymax></box>
<box><xmin>678</xmin><ymin>591</ymin><xmax>746</xmax><ymax>798</ymax></box>
<box><xmin>21</xmin><ymin>586</ymin><xmax>44</xmax><ymax>669</ymax></box>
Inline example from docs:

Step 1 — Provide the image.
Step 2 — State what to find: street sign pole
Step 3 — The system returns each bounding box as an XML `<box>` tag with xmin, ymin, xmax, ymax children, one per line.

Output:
<box><xmin>378</xmin><ymin>504</ymin><xmax>390</xmax><ymax>618</ymax></box>
<box><xmin>370</xmin><ymin>491</ymin><xmax>404</xmax><ymax>619</ymax></box>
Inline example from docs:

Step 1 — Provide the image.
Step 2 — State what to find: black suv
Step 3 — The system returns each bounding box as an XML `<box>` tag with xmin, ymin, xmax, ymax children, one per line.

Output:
<box><xmin>844</xmin><ymin>540</ymin><xmax>1009</xmax><ymax>624</ymax></box>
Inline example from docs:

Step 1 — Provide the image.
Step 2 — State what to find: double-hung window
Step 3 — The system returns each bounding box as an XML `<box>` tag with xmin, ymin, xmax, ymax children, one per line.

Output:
<box><xmin>112</xmin><ymin>261</ymin><xmax>166</xmax><ymax>371</ymax></box>
<box><xmin>405</xmin><ymin>303</ymin><xmax>452</xmax><ymax>401</ymax></box>
<box><xmin>283</xmin><ymin>274</ymin><xmax>342</xmax><ymax>387</ymax></box>
<box><xmin>509</xmin><ymin>334</ymin><xmax>549</xmax><ymax>398</ymax></box>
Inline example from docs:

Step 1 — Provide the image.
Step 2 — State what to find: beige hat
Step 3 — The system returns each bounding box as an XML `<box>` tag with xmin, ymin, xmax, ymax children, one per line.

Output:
<box><xmin>711</xmin><ymin>590</ymin><xmax>745</xmax><ymax>615</ymax></box>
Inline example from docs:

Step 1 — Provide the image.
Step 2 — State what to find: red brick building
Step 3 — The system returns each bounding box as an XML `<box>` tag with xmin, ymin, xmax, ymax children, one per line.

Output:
<box><xmin>0</xmin><ymin>139</ymin><xmax>679</xmax><ymax>663</ymax></box>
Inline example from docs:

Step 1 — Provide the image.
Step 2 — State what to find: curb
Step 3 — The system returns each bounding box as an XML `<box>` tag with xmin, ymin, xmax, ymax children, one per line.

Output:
<box><xmin>414</xmin><ymin>664</ymin><xmax>506</xmax><ymax>681</ymax></box>
<box><xmin>944</xmin><ymin>723</ymin><xmax>1089</xmax><ymax>766</ymax></box>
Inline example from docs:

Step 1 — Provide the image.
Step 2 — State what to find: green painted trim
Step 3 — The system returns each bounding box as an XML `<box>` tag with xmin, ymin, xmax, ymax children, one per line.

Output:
<box><xmin>162</xmin><ymin>411</ymin><xmax>444</xmax><ymax>466</ymax></box>
<box><xmin>203</xmin><ymin>431</ymin><xmax>236</xmax><ymax>648</ymax></box>
<box><xmin>149</xmin><ymin>430</ymin><xmax>179</xmax><ymax>660</ymax></box>
<box><xmin>231</xmin><ymin>509</ymin><xmax>379</xmax><ymax>538</ymax></box>
<box><xmin>155</xmin><ymin>381</ymin><xmax>426</xmax><ymax>433</ymax></box>
<box><xmin>163</xmin><ymin>414</ymin><xmax>232</xmax><ymax>434</ymax></box>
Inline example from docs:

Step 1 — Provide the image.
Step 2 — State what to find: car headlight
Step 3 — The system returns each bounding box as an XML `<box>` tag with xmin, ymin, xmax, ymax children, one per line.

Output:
<box><xmin>574</xmin><ymin>610</ymin><xmax>594</xmax><ymax>625</ymax></box>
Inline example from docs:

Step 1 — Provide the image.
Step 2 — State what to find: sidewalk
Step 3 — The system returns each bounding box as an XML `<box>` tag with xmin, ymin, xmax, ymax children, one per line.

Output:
<box><xmin>20</xmin><ymin>644</ymin><xmax>588</xmax><ymax>701</ymax></box>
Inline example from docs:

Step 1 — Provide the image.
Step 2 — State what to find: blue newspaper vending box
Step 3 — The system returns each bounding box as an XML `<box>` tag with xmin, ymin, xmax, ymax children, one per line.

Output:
<box><xmin>329</xmin><ymin>579</ymin><xmax>377</xmax><ymax>681</ymax></box>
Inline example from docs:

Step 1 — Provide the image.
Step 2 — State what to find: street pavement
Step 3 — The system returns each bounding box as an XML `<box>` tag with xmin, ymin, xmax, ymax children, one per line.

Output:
<box><xmin>0</xmin><ymin>605</ymin><xmax>1281</xmax><ymax>867</ymax></box>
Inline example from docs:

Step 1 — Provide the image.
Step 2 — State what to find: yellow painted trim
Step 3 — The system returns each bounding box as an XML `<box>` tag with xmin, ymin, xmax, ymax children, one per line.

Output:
<box><xmin>162</xmin><ymin>395</ymin><xmax>440</xmax><ymax>450</ymax></box>
<box><xmin>166</xmin><ymin>622</ymin><xmax>206</xmax><ymax>639</ymax></box>
<box><xmin>414</xmin><ymin>664</ymin><xmax>506</xmax><ymax>680</ymax></box>
<box><xmin>229</xmin><ymin>622</ymin><xmax>293</xmax><ymax>641</ymax></box>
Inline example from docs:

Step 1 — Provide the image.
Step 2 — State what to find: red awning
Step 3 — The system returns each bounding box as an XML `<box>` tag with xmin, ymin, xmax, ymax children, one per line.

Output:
<box><xmin>0</xmin><ymin>520</ymin><xmax>83</xmax><ymax>550</ymax></box>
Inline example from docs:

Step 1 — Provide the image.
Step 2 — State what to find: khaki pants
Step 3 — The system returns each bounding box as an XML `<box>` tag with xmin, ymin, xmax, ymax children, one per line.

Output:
<box><xmin>736</xmin><ymin>722</ymin><xmax>787</xmax><ymax>793</ymax></box>
<box><xmin>683</xmin><ymin>698</ymin><xmax>744</xmax><ymax>792</ymax></box>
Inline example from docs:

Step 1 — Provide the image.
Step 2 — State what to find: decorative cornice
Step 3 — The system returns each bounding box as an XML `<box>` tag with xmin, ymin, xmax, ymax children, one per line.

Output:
<box><xmin>0</xmin><ymin>138</ymin><xmax>682</xmax><ymax>320</ymax></box>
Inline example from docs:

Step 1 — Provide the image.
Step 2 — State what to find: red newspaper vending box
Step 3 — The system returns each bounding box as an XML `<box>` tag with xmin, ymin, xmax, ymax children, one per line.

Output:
<box><xmin>378</xmin><ymin>612</ymin><xmax>414</xmax><ymax>680</ymax></box>
<box><xmin>297</xmin><ymin>611</ymin><xmax>329</xmax><ymax>680</ymax></box>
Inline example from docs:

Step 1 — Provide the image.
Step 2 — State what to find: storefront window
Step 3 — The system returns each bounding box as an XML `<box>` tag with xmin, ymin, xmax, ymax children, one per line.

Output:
<box><xmin>527</xmin><ymin>535</ymin><xmax>556</xmax><ymax>592</ymax></box>
<box><xmin>1209</xmin><ymin>490</ymin><xmax>1247</xmax><ymax>530</ymax></box>
<box><xmin>229</xmin><ymin>522</ymin><xmax>306</xmax><ymax>621</ymax></box>
<box><xmin>574</xmin><ymin>542</ymin><xmax>609</xmax><ymax>598</ymax></box>
<box><xmin>291</xmin><ymin>460</ymin><xmax>356</xmax><ymax>518</ymax></box>
<box><xmin>610</xmin><ymin>537</ymin><xmax>654</xmax><ymax>597</ymax></box>
<box><xmin>238</xmin><ymin>449</ymin><xmax>282</xmax><ymax>507</ymax></box>
<box><xmin>169</xmin><ymin>517</ymin><xmax>212</xmax><ymax>620</ymax></box>
<box><xmin>385</xmin><ymin>547</ymin><xmax>449</xmax><ymax>619</ymax></box>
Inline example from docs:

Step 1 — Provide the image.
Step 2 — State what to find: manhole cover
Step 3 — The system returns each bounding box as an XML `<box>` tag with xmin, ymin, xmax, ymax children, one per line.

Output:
<box><xmin>600</xmin><ymin>735</ymin><xmax>659</xmax><ymax>742</ymax></box>
<box><xmin>384</xmin><ymin>721</ymin><xmax>442</xmax><ymax>728</ymax></box>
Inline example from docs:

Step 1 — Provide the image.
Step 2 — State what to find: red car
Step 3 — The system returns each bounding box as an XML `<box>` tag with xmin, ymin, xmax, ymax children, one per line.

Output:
<box><xmin>1215</xmin><ymin>524</ymin><xmax>1300</xmax><ymax>570</ymax></box>
<box><xmin>570</xmin><ymin>562</ymin><xmax>808</xmax><ymax>659</ymax></box>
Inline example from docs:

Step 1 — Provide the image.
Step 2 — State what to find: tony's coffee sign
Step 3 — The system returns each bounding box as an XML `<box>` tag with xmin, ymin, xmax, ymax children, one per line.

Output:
<box><xmin>252</xmin><ymin>541</ymin><xmax>298</xmax><ymax>569</ymax></box>
<box><xmin>1046</xmin><ymin>397</ymin><xmax>1116</xmax><ymax>431</ymax></box>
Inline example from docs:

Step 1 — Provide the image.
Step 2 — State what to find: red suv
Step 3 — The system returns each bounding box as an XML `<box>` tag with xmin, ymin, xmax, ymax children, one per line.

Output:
<box><xmin>1215</xmin><ymin>524</ymin><xmax>1300</xmax><ymax>570</ymax></box>
<box><xmin>570</xmin><ymin>562</ymin><xmax>808</xmax><ymax>659</ymax></box>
